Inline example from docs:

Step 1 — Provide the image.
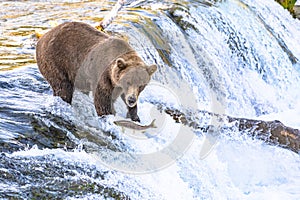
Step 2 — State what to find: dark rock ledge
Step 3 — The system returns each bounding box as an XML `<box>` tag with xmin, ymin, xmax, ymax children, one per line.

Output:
<box><xmin>164</xmin><ymin>108</ymin><xmax>300</xmax><ymax>154</ymax></box>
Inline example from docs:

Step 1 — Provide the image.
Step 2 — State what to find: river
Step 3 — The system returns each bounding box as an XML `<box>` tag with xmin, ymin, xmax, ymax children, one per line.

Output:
<box><xmin>1</xmin><ymin>0</ymin><xmax>300</xmax><ymax>199</ymax></box>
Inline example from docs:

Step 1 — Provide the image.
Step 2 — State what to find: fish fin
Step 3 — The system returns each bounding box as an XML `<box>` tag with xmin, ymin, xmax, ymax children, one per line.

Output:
<box><xmin>150</xmin><ymin>119</ymin><xmax>157</xmax><ymax>128</ymax></box>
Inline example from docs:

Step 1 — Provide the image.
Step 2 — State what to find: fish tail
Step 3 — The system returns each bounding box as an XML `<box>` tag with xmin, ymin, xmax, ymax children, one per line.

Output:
<box><xmin>150</xmin><ymin>119</ymin><xmax>157</xmax><ymax>128</ymax></box>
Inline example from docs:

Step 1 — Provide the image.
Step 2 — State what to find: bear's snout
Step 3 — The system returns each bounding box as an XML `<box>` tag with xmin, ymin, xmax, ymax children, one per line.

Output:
<box><xmin>128</xmin><ymin>95</ymin><xmax>136</xmax><ymax>104</ymax></box>
<box><xmin>126</xmin><ymin>95</ymin><xmax>137</xmax><ymax>107</ymax></box>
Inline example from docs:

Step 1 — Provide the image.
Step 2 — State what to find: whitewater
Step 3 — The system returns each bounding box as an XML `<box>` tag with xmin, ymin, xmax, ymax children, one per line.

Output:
<box><xmin>0</xmin><ymin>0</ymin><xmax>300</xmax><ymax>199</ymax></box>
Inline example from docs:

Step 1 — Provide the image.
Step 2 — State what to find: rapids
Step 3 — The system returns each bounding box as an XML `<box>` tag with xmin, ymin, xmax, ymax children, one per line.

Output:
<box><xmin>0</xmin><ymin>0</ymin><xmax>300</xmax><ymax>199</ymax></box>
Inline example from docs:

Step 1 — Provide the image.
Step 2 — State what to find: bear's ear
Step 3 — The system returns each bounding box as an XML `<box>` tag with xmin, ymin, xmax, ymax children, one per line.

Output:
<box><xmin>147</xmin><ymin>64</ymin><xmax>157</xmax><ymax>76</ymax></box>
<box><xmin>116</xmin><ymin>58</ymin><xmax>127</xmax><ymax>70</ymax></box>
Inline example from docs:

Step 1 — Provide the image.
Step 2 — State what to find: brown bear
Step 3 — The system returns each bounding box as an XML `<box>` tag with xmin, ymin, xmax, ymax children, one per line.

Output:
<box><xmin>36</xmin><ymin>21</ymin><xmax>157</xmax><ymax>122</ymax></box>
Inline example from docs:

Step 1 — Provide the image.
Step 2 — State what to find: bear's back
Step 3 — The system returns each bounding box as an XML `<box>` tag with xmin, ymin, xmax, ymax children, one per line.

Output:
<box><xmin>36</xmin><ymin>22</ymin><xmax>109</xmax><ymax>79</ymax></box>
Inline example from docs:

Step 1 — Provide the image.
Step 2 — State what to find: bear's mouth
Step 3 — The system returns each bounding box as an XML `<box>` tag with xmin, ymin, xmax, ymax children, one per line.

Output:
<box><xmin>126</xmin><ymin>95</ymin><xmax>137</xmax><ymax>107</ymax></box>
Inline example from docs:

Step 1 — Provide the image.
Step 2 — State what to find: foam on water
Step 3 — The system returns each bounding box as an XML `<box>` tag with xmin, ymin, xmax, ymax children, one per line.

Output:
<box><xmin>71</xmin><ymin>0</ymin><xmax>300</xmax><ymax>198</ymax></box>
<box><xmin>258</xmin><ymin>101</ymin><xmax>300</xmax><ymax>129</ymax></box>
<box><xmin>1</xmin><ymin>0</ymin><xmax>300</xmax><ymax>199</ymax></box>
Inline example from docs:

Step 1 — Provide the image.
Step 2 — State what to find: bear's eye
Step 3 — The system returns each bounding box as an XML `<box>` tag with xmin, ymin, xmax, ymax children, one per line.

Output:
<box><xmin>139</xmin><ymin>85</ymin><xmax>146</xmax><ymax>92</ymax></box>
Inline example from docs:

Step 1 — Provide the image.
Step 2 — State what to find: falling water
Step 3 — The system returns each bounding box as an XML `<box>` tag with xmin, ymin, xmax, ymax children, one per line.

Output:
<box><xmin>0</xmin><ymin>0</ymin><xmax>300</xmax><ymax>199</ymax></box>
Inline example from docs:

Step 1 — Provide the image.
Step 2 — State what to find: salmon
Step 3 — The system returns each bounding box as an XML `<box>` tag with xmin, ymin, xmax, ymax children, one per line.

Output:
<box><xmin>114</xmin><ymin>119</ymin><xmax>157</xmax><ymax>131</ymax></box>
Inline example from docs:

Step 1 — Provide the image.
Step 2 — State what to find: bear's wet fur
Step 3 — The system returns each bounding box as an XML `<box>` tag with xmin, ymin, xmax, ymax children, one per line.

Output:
<box><xmin>36</xmin><ymin>22</ymin><xmax>157</xmax><ymax>122</ymax></box>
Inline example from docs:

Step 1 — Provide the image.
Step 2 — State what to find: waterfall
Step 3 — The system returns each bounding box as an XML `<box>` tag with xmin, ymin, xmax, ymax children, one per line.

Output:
<box><xmin>0</xmin><ymin>0</ymin><xmax>300</xmax><ymax>199</ymax></box>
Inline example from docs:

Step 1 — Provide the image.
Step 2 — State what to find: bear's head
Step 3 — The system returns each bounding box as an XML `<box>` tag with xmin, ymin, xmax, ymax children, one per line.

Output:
<box><xmin>112</xmin><ymin>58</ymin><xmax>157</xmax><ymax>107</ymax></box>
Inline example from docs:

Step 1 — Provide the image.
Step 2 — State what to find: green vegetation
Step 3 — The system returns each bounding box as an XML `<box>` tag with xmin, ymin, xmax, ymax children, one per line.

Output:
<box><xmin>275</xmin><ymin>0</ymin><xmax>297</xmax><ymax>13</ymax></box>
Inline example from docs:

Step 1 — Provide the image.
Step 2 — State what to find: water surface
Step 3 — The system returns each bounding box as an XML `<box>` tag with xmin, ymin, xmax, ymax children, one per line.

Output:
<box><xmin>1</xmin><ymin>0</ymin><xmax>300</xmax><ymax>199</ymax></box>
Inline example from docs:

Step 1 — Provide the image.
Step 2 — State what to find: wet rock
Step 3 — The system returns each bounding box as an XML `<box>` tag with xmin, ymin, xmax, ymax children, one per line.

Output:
<box><xmin>294</xmin><ymin>5</ymin><xmax>300</xmax><ymax>19</ymax></box>
<box><xmin>164</xmin><ymin>107</ymin><xmax>300</xmax><ymax>154</ymax></box>
<box><xmin>228</xmin><ymin>117</ymin><xmax>300</xmax><ymax>153</ymax></box>
<box><xmin>0</xmin><ymin>155</ymin><xmax>129</xmax><ymax>199</ymax></box>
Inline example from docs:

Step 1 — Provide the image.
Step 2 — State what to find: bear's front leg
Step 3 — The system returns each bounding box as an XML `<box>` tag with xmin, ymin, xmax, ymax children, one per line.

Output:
<box><xmin>126</xmin><ymin>105</ymin><xmax>140</xmax><ymax>122</ymax></box>
<box><xmin>121</xmin><ymin>94</ymin><xmax>140</xmax><ymax>122</ymax></box>
<box><xmin>94</xmin><ymin>87</ymin><xmax>114</xmax><ymax>116</ymax></box>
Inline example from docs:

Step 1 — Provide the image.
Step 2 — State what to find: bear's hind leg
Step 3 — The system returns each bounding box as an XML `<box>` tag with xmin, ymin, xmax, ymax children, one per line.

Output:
<box><xmin>38</xmin><ymin>60</ymin><xmax>74</xmax><ymax>104</ymax></box>
<box><xmin>45</xmin><ymin>68</ymin><xmax>74</xmax><ymax>104</ymax></box>
<box><xmin>53</xmin><ymin>80</ymin><xmax>74</xmax><ymax>104</ymax></box>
